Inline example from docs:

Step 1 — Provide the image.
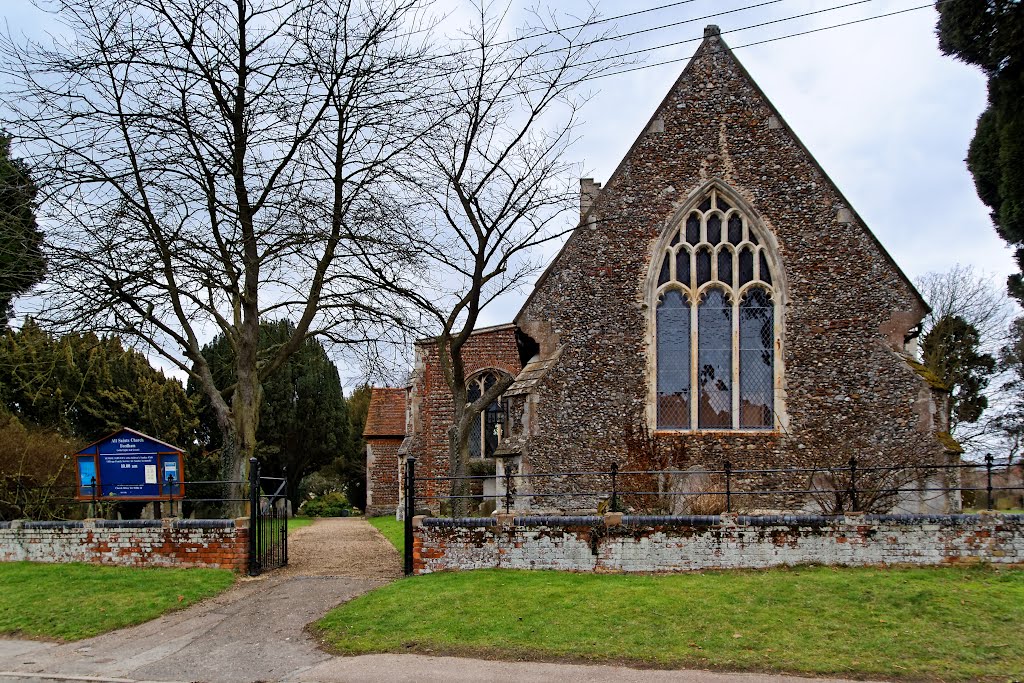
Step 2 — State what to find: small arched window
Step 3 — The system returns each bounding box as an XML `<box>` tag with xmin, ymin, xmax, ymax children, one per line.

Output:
<box><xmin>467</xmin><ymin>371</ymin><xmax>507</xmax><ymax>457</ymax></box>
<box><xmin>654</xmin><ymin>188</ymin><xmax>778</xmax><ymax>430</ymax></box>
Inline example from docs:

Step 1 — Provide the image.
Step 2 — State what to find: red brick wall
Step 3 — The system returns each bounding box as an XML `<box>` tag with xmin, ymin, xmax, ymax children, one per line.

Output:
<box><xmin>0</xmin><ymin>519</ymin><xmax>249</xmax><ymax>571</ymax></box>
<box><xmin>366</xmin><ymin>437</ymin><xmax>403</xmax><ymax>516</ymax></box>
<box><xmin>408</xmin><ymin>325</ymin><xmax>522</xmax><ymax>504</ymax></box>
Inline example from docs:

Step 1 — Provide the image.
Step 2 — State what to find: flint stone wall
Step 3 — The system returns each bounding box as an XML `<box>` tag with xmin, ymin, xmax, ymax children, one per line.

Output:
<box><xmin>509</xmin><ymin>31</ymin><xmax>950</xmax><ymax>511</ymax></box>
<box><xmin>412</xmin><ymin>513</ymin><xmax>1024</xmax><ymax>574</ymax></box>
<box><xmin>0</xmin><ymin>519</ymin><xmax>249</xmax><ymax>571</ymax></box>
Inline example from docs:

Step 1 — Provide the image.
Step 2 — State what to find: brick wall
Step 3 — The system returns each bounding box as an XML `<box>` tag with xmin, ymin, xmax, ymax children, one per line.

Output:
<box><xmin>0</xmin><ymin>519</ymin><xmax>249</xmax><ymax>571</ymax></box>
<box><xmin>407</xmin><ymin>325</ymin><xmax>523</xmax><ymax>506</ymax></box>
<box><xmin>412</xmin><ymin>513</ymin><xmax>1024</xmax><ymax>574</ymax></box>
<box><xmin>366</xmin><ymin>438</ymin><xmax>402</xmax><ymax>516</ymax></box>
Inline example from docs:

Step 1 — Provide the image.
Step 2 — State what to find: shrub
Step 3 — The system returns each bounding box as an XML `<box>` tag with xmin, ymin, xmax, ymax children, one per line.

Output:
<box><xmin>299</xmin><ymin>491</ymin><xmax>352</xmax><ymax>517</ymax></box>
<box><xmin>298</xmin><ymin>471</ymin><xmax>346</xmax><ymax>502</ymax></box>
<box><xmin>0</xmin><ymin>414</ymin><xmax>83</xmax><ymax>520</ymax></box>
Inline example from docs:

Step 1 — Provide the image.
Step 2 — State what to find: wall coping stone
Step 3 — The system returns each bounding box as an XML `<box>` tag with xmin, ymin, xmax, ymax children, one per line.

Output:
<box><xmin>173</xmin><ymin>519</ymin><xmax>237</xmax><ymax>529</ymax></box>
<box><xmin>422</xmin><ymin>517</ymin><xmax>495</xmax><ymax>528</ymax></box>
<box><xmin>517</xmin><ymin>515</ymin><xmax>603</xmax><ymax>526</ymax></box>
<box><xmin>95</xmin><ymin>519</ymin><xmax>162</xmax><ymax>528</ymax></box>
<box><xmin>0</xmin><ymin>519</ymin><xmax>251</xmax><ymax>531</ymax></box>
<box><xmin>22</xmin><ymin>521</ymin><xmax>84</xmax><ymax>529</ymax></box>
<box><xmin>419</xmin><ymin>513</ymin><xmax>1024</xmax><ymax>529</ymax></box>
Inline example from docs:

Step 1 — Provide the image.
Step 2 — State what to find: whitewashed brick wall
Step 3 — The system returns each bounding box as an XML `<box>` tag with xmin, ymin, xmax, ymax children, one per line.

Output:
<box><xmin>413</xmin><ymin>513</ymin><xmax>1024</xmax><ymax>574</ymax></box>
<box><xmin>0</xmin><ymin>519</ymin><xmax>248</xmax><ymax>571</ymax></box>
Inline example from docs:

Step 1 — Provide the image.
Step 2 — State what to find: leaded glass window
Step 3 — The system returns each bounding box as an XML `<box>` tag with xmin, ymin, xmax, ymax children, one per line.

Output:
<box><xmin>653</xmin><ymin>188</ymin><xmax>778</xmax><ymax>430</ymax></box>
<box><xmin>466</xmin><ymin>371</ymin><xmax>506</xmax><ymax>457</ymax></box>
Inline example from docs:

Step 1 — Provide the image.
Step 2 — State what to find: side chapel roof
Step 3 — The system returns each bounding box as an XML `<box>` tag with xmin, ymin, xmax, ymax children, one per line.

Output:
<box><xmin>363</xmin><ymin>387</ymin><xmax>406</xmax><ymax>438</ymax></box>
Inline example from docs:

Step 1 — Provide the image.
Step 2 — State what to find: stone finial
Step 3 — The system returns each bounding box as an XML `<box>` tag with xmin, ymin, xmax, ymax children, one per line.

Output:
<box><xmin>704</xmin><ymin>25</ymin><xmax>721</xmax><ymax>38</ymax></box>
<box><xmin>580</xmin><ymin>178</ymin><xmax>602</xmax><ymax>220</ymax></box>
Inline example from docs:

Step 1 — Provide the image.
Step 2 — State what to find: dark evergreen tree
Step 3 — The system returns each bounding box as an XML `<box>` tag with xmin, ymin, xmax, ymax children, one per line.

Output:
<box><xmin>0</xmin><ymin>134</ymin><xmax>45</xmax><ymax>327</ymax></box>
<box><xmin>0</xmin><ymin>319</ymin><xmax>199</xmax><ymax>444</ymax></box>
<box><xmin>192</xmin><ymin>321</ymin><xmax>349</xmax><ymax>508</ymax></box>
<box><xmin>936</xmin><ymin>0</ymin><xmax>1024</xmax><ymax>301</ymax></box>
<box><xmin>921</xmin><ymin>314</ymin><xmax>997</xmax><ymax>428</ymax></box>
<box><xmin>333</xmin><ymin>384</ymin><xmax>370</xmax><ymax>511</ymax></box>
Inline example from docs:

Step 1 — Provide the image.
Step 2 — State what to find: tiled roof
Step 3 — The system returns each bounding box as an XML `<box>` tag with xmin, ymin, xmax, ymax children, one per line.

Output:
<box><xmin>363</xmin><ymin>387</ymin><xmax>406</xmax><ymax>437</ymax></box>
<box><xmin>504</xmin><ymin>347</ymin><xmax>563</xmax><ymax>397</ymax></box>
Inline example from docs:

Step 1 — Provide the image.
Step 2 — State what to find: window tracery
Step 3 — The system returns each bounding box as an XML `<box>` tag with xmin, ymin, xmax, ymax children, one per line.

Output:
<box><xmin>466</xmin><ymin>371</ymin><xmax>507</xmax><ymax>457</ymax></box>
<box><xmin>654</xmin><ymin>188</ymin><xmax>778</xmax><ymax>430</ymax></box>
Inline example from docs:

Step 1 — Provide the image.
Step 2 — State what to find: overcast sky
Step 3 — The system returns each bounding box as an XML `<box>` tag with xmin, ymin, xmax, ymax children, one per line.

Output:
<box><xmin>1</xmin><ymin>0</ymin><xmax>1012</xmax><ymax>383</ymax></box>
<box><xmin>464</xmin><ymin>0</ymin><xmax>1011</xmax><ymax>328</ymax></box>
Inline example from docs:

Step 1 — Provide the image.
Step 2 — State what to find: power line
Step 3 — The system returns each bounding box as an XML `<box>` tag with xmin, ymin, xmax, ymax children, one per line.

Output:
<box><xmin>372</xmin><ymin>1</ymin><xmax>924</xmax><ymax>115</ymax></box>
<box><xmin>574</xmin><ymin>2</ymin><xmax>936</xmax><ymax>86</ymax></box>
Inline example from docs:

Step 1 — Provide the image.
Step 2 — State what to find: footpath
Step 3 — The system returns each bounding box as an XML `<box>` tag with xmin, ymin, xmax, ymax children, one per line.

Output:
<box><xmin>0</xmin><ymin>518</ymin><xmax>876</xmax><ymax>683</ymax></box>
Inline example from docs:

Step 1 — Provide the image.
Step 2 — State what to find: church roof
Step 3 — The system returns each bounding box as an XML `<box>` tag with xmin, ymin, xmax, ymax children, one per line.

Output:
<box><xmin>363</xmin><ymin>387</ymin><xmax>406</xmax><ymax>437</ymax></box>
<box><xmin>516</xmin><ymin>25</ymin><xmax>928</xmax><ymax>323</ymax></box>
<box><xmin>504</xmin><ymin>347</ymin><xmax>563</xmax><ymax>397</ymax></box>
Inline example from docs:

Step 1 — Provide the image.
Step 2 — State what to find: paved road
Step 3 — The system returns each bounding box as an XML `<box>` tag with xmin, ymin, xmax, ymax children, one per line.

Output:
<box><xmin>0</xmin><ymin>518</ymin><xmax>882</xmax><ymax>683</ymax></box>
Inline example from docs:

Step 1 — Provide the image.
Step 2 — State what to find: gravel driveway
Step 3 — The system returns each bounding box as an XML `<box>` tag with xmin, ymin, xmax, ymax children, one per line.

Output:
<box><xmin>283</xmin><ymin>516</ymin><xmax>402</xmax><ymax>579</ymax></box>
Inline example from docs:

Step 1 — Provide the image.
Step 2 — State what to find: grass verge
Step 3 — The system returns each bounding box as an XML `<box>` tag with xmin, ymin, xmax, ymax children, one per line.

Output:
<box><xmin>288</xmin><ymin>515</ymin><xmax>315</xmax><ymax>531</ymax></box>
<box><xmin>367</xmin><ymin>515</ymin><xmax>403</xmax><ymax>555</ymax></box>
<box><xmin>0</xmin><ymin>562</ymin><xmax>235</xmax><ymax>641</ymax></box>
<box><xmin>316</xmin><ymin>566</ymin><xmax>1024</xmax><ymax>681</ymax></box>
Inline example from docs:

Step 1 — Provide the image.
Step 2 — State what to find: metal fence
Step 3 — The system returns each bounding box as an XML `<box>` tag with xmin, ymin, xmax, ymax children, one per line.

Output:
<box><xmin>407</xmin><ymin>455</ymin><xmax>1021</xmax><ymax>515</ymax></box>
<box><xmin>0</xmin><ymin>458</ymin><xmax>289</xmax><ymax>576</ymax></box>
<box><xmin>0</xmin><ymin>476</ymin><xmax>247</xmax><ymax>520</ymax></box>
<box><xmin>400</xmin><ymin>454</ymin><xmax>1023</xmax><ymax>574</ymax></box>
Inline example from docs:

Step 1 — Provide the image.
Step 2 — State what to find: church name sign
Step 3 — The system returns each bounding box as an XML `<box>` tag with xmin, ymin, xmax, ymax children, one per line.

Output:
<box><xmin>75</xmin><ymin>428</ymin><xmax>185</xmax><ymax>501</ymax></box>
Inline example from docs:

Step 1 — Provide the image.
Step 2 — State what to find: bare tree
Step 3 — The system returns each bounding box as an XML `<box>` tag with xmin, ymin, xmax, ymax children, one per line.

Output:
<box><xmin>916</xmin><ymin>264</ymin><xmax>1014</xmax><ymax>352</ymax></box>
<box><xmin>359</xmin><ymin>2</ymin><xmax>624</xmax><ymax>513</ymax></box>
<box><xmin>0</xmin><ymin>0</ymin><xmax>433</xmax><ymax>505</ymax></box>
<box><xmin>915</xmin><ymin>265</ymin><xmax>1017</xmax><ymax>454</ymax></box>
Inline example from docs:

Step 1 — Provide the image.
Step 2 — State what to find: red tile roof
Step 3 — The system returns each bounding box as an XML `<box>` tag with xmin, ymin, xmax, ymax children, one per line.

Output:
<box><xmin>363</xmin><ymin>387</ymin><xmax>407</xmax><ymax>437</ymax></box>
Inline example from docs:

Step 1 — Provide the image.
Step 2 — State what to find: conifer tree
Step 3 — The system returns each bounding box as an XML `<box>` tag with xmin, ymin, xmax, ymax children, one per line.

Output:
<box><xmin>0</xmin><ymin>134</ymin><xmax>44</xmax><ymax>326</ymax></box>
<box><xmin>936</xmin><ymin>0</ymin><xmax>1024</xmax><ymax>300</ymax></box>
<box><xmin>921</xmin><ymin>314</ymin><xmax>997</xmax><ymax>430</ymax></box>
<box><xmin>193</xmin><ymin>321</ymin><xmax>348</xmax><ymax>507</ymax></box>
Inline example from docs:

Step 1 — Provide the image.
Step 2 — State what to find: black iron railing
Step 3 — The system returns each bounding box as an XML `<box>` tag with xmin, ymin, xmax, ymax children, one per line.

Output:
<box><xmin>399</xmin><ymin>455</ymin><xmax>1023</xmax><ymax>574</ymax></box>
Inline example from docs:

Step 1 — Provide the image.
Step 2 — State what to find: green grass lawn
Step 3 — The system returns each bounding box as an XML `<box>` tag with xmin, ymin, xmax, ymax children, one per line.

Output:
<box><xmin>316</xmin><ymin>566</ymin><xmax>1024</xmax><ymax>681</ymax></box>
<box><xmin>288</xmin><ymin>515</ymin><xmax>315</xmax><ymax>531</ymax></box>
<box><xmin>367</xmin><ymin>515</ymin><xmax>403</xmax><ymax>555</ymax></box>
<box><xmin>0</xmin><ymin>562</ymin><xmax>235</xmax><ymax>641</ymax></box>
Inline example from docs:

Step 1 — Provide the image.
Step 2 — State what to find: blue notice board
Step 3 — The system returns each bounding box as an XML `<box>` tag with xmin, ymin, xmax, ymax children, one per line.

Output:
<box><xmin>75</xmin><ymin>428</ymin><xmax>185</xmax><ymax>500</ymax></box>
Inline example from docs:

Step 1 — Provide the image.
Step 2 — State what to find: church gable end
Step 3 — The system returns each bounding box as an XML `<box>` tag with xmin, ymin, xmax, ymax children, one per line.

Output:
<box><xmin>512</xmin><ymin>26</ymin><xmax>948</xmax><ymax>509</ymax></box>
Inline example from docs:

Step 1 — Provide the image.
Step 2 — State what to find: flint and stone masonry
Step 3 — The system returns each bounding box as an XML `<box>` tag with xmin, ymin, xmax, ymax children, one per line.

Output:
<box><xmin>412</xmin><ymin>513</ymin><xmax>1024</xmax><ymax>574</ymax></box>
<box><xmin>368</xmin><ymin>27</ymin><xmax>958</xmax><ymax>515</ymax></box>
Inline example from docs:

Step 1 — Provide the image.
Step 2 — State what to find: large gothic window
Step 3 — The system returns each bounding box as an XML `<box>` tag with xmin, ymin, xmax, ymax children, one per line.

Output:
<box><xmin>654</xmin><ymin>188</ymin><xmax>777</xmax><ymax>430</ymax></box>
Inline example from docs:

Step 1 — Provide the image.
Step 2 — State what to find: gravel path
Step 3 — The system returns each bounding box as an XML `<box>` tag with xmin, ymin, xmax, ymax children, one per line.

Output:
<box><xmin>282</xmin><ymin>517</ymin><xmax>402</xmax><ymax>579</ymax></box>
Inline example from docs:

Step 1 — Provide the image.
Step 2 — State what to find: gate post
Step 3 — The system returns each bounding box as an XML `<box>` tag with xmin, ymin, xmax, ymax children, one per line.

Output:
<box><xmin>248</xmin><ymin>457</ymin><xmax>259</xmax><ymax>576</ymax></box>
<box><xmin>403</xmin><ymin>457</ymin><xmax>416</xmax><ymax>576</ymax></box>
<box><xmin>282</xmin><ymin>466</ymin><xmax>288</xmax><ymax>567</ymax></box>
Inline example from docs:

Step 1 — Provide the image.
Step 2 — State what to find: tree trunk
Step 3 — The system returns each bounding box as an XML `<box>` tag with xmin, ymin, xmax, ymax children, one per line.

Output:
<box><xmin>447</xmin><ymin>400</ymin><xmax>475</xmax><ymax>517</ymax></box>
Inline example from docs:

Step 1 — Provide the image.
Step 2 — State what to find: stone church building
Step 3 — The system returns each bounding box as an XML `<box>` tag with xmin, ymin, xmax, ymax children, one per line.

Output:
<box><xmin>364</xmin><ymin>26</ymin><xmax>958</xmax><ymax>517</ymax></box>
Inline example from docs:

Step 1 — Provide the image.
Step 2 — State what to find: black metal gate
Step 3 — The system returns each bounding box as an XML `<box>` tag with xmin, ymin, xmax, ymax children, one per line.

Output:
<box><xmin>248</xmin><ymin>457</ymin><xmax>288</xmax><ymax>576</ymax></box>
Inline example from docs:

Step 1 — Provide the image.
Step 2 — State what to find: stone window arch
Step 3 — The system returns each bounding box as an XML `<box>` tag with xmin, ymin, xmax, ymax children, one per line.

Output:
<box><xmin>652</xmin><ymin>186</ymin><xmax>780</xmax><ymax>430</ymax></box>
<box><xmin>466</xmin><ymin>370</ymin><xmax>510</xmax><ymax>457</ymax></box>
